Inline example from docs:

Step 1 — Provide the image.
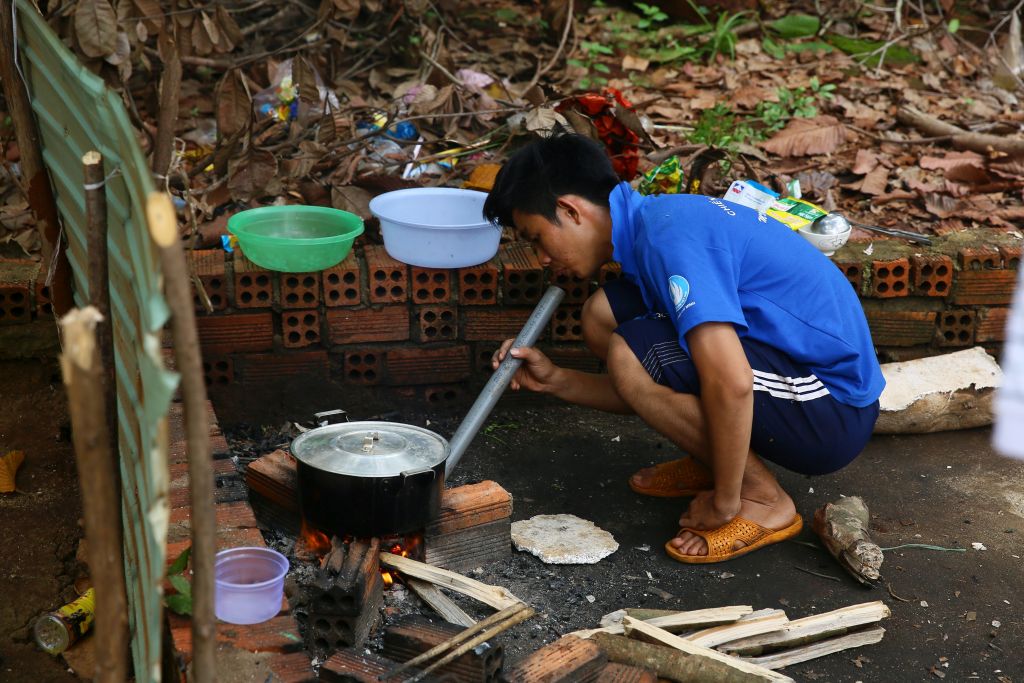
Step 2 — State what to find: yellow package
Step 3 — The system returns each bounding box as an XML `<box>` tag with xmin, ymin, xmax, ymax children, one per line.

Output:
<box><xmin>766</xmin><ymin>197</ymin><xmax>827</xmax><ymax>231</ymax></box>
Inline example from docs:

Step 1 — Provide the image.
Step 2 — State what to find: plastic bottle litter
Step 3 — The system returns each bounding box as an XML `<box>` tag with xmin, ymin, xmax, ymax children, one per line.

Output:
<box><xmin>34</xmin><ymin>589</ymin><xmax>95</xmax><ymax>655</ymax></box>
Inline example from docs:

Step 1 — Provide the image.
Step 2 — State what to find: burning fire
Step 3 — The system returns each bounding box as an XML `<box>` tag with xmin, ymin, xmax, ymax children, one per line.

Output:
<box><xmin>298</xmin><ymin>518</ymin><xmax>332</xmax><ymax>558</ymax></box>
<box><xmin>297</xmin><ymin>519</ymin><xmax>423</xmax><ymax>589</ymax></box>
<box><xmin>381</xmin><ymin>533</ymin><xmax>423</xmax><ymax>587</ymax></box>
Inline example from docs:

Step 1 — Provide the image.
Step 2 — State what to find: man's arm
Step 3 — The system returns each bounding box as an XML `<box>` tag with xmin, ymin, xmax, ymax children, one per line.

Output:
<box><xmin>685</xmin><ymin>322</ymin><xmax>753</xmax><ymax>518</ymax></box>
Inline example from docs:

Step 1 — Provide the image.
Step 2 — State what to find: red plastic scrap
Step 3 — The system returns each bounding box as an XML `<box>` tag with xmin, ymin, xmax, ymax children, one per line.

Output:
<box><xmin>556</xmin><ymin>88</ymin><xmax>640</xmax><ymax>180</ymax></box>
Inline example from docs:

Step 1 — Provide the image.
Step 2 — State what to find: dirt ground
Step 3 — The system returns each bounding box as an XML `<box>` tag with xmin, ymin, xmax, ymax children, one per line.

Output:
<box><xmin>0</xmin><ymin>360</ymin><xmax>82</xmax><ymax>682</ymax></box>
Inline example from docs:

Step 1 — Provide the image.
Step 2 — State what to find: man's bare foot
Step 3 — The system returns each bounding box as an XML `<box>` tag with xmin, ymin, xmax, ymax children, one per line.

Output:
<box><xmin>629</xmin><ymin>456</ymin><xmax>713</xmax><ymax>497</ymax></box>
<box><xmin>669</xmin><ymin>487</ymin><xmax>797</xmax><ymax>556</ymax></box>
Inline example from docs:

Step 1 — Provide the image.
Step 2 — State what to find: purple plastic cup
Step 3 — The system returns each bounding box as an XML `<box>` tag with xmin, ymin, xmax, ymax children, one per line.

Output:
<box><xmin>214</xmin><ymin>547</ymin><xmax>289</xmax><ymax>625</ymax></box>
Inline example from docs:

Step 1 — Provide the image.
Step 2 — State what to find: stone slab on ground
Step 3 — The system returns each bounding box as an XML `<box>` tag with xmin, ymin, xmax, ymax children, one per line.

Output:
<box><xmin>512</xmin><ymin>514</ymin><xmax>619</xmax><ymax>564</ymax></box>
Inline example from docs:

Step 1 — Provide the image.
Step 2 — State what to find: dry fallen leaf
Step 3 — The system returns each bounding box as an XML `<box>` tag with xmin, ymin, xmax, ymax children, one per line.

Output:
<box><xmin>853</xmin><ymin>149</ymin><xmax>880</xmax><ymax>175</ymax></box>
<box><xmin>859</xmin><ymin>165</ymin><xmax>890</xmax><ymax>195</ymax></box>
<box><xmin>760</xmin><ymin>116</ymin><xmax>847</xmax><ymax>157</ymax></box>
<box><xmin>621</xmin><ymin>55</ymin><xmax>650</xmax><ymax>72</ymax></box>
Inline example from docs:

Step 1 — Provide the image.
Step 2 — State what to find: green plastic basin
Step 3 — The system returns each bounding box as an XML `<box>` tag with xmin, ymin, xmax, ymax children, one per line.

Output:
<box><xmin>227</xmin><ymin>205</ymin><xmax>364</xmax><ymax>272</ymax></box>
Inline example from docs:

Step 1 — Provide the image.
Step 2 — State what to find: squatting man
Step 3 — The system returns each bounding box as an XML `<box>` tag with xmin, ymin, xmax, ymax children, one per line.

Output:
<box><xmin>483</xmin><ymin>134</ymin><xmax>883</xmax><ymax>564</ymax></box>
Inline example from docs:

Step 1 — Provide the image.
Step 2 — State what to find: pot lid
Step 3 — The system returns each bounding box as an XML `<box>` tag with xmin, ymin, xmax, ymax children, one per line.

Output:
<box><xmin>290</xmin><ymin>421</ymin><xmax>448</xmax><ymax>477</ymax></box>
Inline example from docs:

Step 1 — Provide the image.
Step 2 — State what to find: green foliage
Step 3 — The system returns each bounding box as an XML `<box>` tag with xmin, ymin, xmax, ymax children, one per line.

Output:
<box><xmin>634</xmin><ymin>3</ymin><xmax>668</xmax><ymax>29</ymax></box>
<box><xmin>706</xmin><ymin>10</ymin><xmax>751</xmax><ymax>60</ymax></box>
<box><xmin>768</xmin><ymin>14</ymin><xmax>821</xmax><ymax>39</ymax></box>
<box><xmin>689</xmin><ymin>104</ymin><xmax>756</xmax><ymax>148</ymax></box>
<box><xmin>756</xmin><ymin>77</ymin><xmax>836</xmax><ymax>135</ymax></box>
<box><xmin>825</xmin><ymin>33</ymin><xmax>920</xmax><ymax>67</ymax></box>
<box><xmin>165</xmin><ymin>546</ymin><xmax>193</xmax><ymax>616</ymax></box>
<box><xmin>568</xmin><ymin>41</ymin><xmax>615</xmax><ymax>89</ymax></box>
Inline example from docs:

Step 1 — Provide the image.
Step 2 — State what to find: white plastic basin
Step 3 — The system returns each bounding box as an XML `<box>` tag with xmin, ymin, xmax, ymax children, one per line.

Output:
<box><xmin>369</xmin><ymin>188</ymin><xmax>500</xmax><ymax>268</ymax></box>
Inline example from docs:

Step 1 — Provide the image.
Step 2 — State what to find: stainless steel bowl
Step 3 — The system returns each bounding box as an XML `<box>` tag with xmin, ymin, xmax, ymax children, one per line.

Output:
<box><xmin>809</xmin><ymin>212</ymin><xmax>852</xmax><ymax>235</ymax></box>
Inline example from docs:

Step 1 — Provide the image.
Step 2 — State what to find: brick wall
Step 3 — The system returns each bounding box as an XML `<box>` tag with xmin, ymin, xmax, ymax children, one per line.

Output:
<box><xmin>3</xmin><ymin>232</ymin><xmax>1019</xmax><ymax>411</ymax></box>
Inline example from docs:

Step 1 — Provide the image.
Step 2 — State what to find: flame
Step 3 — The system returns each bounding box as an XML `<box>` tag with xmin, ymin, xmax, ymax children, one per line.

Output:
<box><xmin>379</xmin><ymin>533</ymin><xmax>423</xmax><ymax>588</ymax></box>
<box><xmin>298</xmin><ymin>518</ymin><xmax>332</xmax><ymax>557</ymax></box>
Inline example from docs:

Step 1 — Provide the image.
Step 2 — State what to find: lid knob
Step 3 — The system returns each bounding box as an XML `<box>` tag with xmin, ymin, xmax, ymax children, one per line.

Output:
<box><xmin>361</xmin><ymin>432</ymin><xmax>380</xmax><ymax>453</ymax></box>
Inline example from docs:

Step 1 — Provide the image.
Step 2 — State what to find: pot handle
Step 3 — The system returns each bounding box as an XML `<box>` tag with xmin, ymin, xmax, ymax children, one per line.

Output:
<box><xmin>401</xmin><ymin>467</ymin><xmax>437</xmax><ymax>483</ymax></box>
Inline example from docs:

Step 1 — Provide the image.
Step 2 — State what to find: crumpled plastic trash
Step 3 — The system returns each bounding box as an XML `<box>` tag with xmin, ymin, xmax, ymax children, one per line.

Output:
<box><xmin>638</xmin><ymin>156</ymin><xmax>684</xmax><ymax>195</ymax></box>
<box><xmin>254</xmin><ymin>58</ymin><xmax>341</xmax><ymax>122</ymax></box>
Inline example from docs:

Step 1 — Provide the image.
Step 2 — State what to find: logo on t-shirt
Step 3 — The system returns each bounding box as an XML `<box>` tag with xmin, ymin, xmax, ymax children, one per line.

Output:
<box><xmin>668</xmin><ymin>275</ymin><xmax>690</xmax><ymax>313</ymax></box>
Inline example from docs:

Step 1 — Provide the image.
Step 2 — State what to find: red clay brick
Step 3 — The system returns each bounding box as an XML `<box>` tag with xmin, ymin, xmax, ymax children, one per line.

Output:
<box><xmin>976</xmin><ymin>307</ymin><xmax>1010</xmax><ymax>343</ymax></box>
<box><xmin>598</xmin><ymin>262</ymin><xmax>622</xmax><ymax>288</ymax></box>
<box><xmin>909</xmin><ymin>254</ymin><xmax>953</xmax><ymax>297</ymax></box>
<box><xmin>415</xmin><ymin>306</ymin><xmax>457</xmax><ymax>343</ymax></box>
<box><xmin>832</xmin><ymin>260</ymin><xmax>864</xmax><ymax>295</ymax></box>
<box><xmin>325</xmin><ymin>306</ymin><xmax>409</xmax><ymax>344</ymax></box>
<box><xmin>190</xmin><ymin>249</ymin><xmax>228</xmax><ymax>311</ymax></box>
<box><xmin>936</xmin><ymin>309</ymin><xmax>976</xmax><ymax>347</ymax></box>
<box><xmin>866</xmin><ymin>310</ymin><xmax>937</xmax><ymax>347</ymax></box>
<box><xmin>387</xmin><ymin>346</ymin><xmax>471</xmax><ymax>385</ymax></box>
<box><xmin>999</xmin><ymin>245</ymin><xmax>1021</xmax><ymax>270</ymax></box>
<box><xmin>870</xmin><ymin>258</ymin><xmax>910</xmax><ymax>298</ymax></box>
<box><xmin>196</xmin><ymin>313</ymin><xmax>274</xmax><ymax>353</ymax></box>
<box><xmin>343</xmin><ymin>349</ymin><xmax>381</xmax><ymax>385</ymax></box>
<box><xmin>234</xmin><ymin>253</ymin><xmax>275</xmax><ymax>308</ymax></box>
<box><xmin>282</xmin><ymin>309</ymin><xmax>321</xmax><ymax>348</ymax></box>
<box><xmin>35</xmin><ymin>273</ymin><xmax>53</xmax><ymax>319</ymax></box>
<box><xmin>365</xmin><ymin>245</ymin><xmax>409</xmax><ymax>304</ymax></box>
<box><xmin>410</xmin><ymin>267</ymin><xmax>452</xmax><ymax>304</ymax></box>
<box><xmin>458</xmin><ymin>260</ymin><xmax>499</xmax><ymax>305</ymax></box>
<box><xmin>464</xmin><ymin>308</ymin><xmax>533</xmax><ymax>341</ymax></box>
<box><xmin>323</xmin><ymin>253</ymin><xmax>361</xmax><ymax>307</ymax></box>
<box><xmin>959</xmin><ymin>246</ymin><xmax>1001</xmax><ymax>271</ymax></box>
<box><xmin>472</xmin><ymin>343</ymin><xmax>499</xmax><ymax>374</ymax></box>
<box><xmin>423</xmin><ymin>384</ymin><xmax>465</xmax><ymax>405</ymax></box>
<box><xmin>280</xmin><ymin>272</ymin><xmax>321</xmax><ymax>309</ymax></box>
<box><xmin>239</xmin><ymin>350</ymin><xmax>330</xmax><ymax>384</ymax></box>
<box><xmin>952</xmin><ymin>270</ymin><xmax>1016</xmax><ymax>305</ymax></box>
<box><xmin>500</xmin><ymin>242</ymin><xmax>543</xmax><ymax>305</ymax></box>
<box><xmin>0</xmin><ymin>258</ymin><xmax>36</xmax><ymax>325</ymax></box>
<box><xmin>551</xmin><ymin>305</ymin><xmax>584</xmax><ymax>341</ymax></box>
<box><xmin>202</xmin><ymin>355</ymin><xmax>234</xmax><ymax>387</ymax></box>
<box><xmin>551</xmin><ymin>271</ymin><xmax>590</xmax><ymax>304</ymax></box>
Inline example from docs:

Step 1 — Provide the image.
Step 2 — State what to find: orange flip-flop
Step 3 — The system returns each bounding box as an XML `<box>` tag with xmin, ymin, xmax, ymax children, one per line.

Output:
<box><xmin>664</xmin><ymin>514</ymin><xmax>804</xmax><ymax>564</ymax></box>
<box><xmin>628</xmin><ymin>456</ymin><xmax>714</xmax><ymax>498</ymax></box>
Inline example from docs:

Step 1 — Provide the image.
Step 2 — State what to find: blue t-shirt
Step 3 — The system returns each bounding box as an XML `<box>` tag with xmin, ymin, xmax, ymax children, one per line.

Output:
<box><xmin>609</xmin><ymin>182</ymin><xmax>885</xmax><ymax>408</ymax></box>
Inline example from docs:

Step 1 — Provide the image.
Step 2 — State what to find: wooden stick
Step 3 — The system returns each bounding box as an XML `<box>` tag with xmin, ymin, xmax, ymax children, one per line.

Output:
<box><xmin>593</xmin><ymin>632</ymin><xmax>791</xmax><ymax>683</ymax></box>
<box><xmin>621</xmin><ymin>617</ymin><xmax>793</xmax><ymax>683</ymax></box>
<box><xmin>152</xmin><ymin>31</ymin><xmax>182</xmax><ymax>181</ymax></box>
<box><xmin>385</xmin><ymin>603</ymin><xmax>529</xmax><ymax>680</ymax></box>
<box><xmin>406</xmin><ymin>578</ymin><xmax>475</xmax><ymax>627</ymax></box>
<box><xmin>742</xmin><ymin>626</ymin><xmax>886</xmax><ymax>671</ymax></box>
<box><xmin>685</xmin><ymin>610</ymin><xmax>789</xmax><ymax>648</ymax></box>
<box><xmin>896</xmin><ymin>105</ymin><xmax>1024</xmax><ymax>156</ymax></box>
<box><xmin>0</xmin><ymin>4</ymin><xmax>73</xmax><ymax>315</ymax></box>
<box><xmin>722</xmin><ymin>602</ymin><xmax>890</xmax><ymax>656</ymax></box>
<box><xmin>407</xmin><ymin>606</ymin><xmax>536</xmax><ymax>683</ymax></box>
<box><xmin>379</xmin><ymin>553</ymin><xmax>521</xmax><ymax>611</ymax></box>
<box><xmin>812</xmin><ymin>496</ymin><xmax>883</xmax><ymax>585</ymax></box>
<box><xmin>145</xmin><ymin>193</ymin><xmax>215</xmax><ymax>683</ymax></box>
<box><xmin>83</xmin><ymin>151</ymin><xmax>119</xmax><ymax>494</ymax></box>
<box><xmin>58</xmin><ymin>308</ymin><xmax>129</xmax><ymax>683</ymax></box>
<box><xmin>575</xmin><ymin>605</ymin><xmax>753</xmax><ymax>638</ymax></box>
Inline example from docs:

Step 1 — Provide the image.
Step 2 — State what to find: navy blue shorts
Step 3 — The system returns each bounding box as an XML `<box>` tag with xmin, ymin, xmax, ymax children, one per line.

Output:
<box><xmin>604</xmin><ymin>279</ymin><xmax>878</xmax><ymax>476</ymax></box>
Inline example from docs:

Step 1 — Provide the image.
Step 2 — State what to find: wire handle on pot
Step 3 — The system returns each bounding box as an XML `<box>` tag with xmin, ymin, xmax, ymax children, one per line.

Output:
<box><xmin>445</xmin><ymin>286</ymin><xmax>566</xmax><ymax>476</ymax></box>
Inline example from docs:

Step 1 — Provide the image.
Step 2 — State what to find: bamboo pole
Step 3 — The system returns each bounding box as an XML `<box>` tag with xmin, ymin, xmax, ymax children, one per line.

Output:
<box><xmin>145</xmin><ymin>193</ymin><xmax>215</xmax><ymax>683</ymax></box>
<box><xmin>0</xmin><ymin>4</ymin><xmax>73</xmax><ymax>315</ymax></box>
<box><xmin>58</xmin><ymin>307</ymin><xmax>129</xmax><ymax>683</ymax></box>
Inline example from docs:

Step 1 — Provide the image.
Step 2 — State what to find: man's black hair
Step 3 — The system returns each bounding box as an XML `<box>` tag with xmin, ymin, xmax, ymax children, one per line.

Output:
<box><xmin>483</xmin><ymin>134</ymin><xmax>620</xmax><ymax>229</ymax></box>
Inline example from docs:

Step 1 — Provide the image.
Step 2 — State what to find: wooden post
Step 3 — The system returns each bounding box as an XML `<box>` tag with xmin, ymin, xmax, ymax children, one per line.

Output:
<box><xmin>83</xmin><ymin>151</ymin><xmax>120</xmax><ymax>491</ymax></box>
<box><xmin>145</xmin><ymin>193</ymin><xmax>215</xmax><ymax>683</ymax></box>
<box><xmin>58</xmin><ymin>307</ymin><xmax>129</xmax><ymax>683</ymax></box>
<box><xmin>151</xmin><ymin>30</ymin><xmax>182</xmax><ymax>181</ymax></box>
<box><xmin>0</xmin><ymin>4</ymin><xmax>73</xmax><ymax>315</ymax></box>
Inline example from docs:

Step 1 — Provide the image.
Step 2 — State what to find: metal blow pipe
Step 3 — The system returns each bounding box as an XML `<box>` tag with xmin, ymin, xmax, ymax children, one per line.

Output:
<box><xmin>445</xmin><ymin>285</ymin><xmax>566</xmax><ymax>475</ymax></box>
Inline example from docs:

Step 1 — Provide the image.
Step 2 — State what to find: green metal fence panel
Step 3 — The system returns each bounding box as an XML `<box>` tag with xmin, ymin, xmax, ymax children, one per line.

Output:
<box><xmin>15</xmin><ymin>3</ymin><xmax>179</xmax><ymax>680</ymax></box>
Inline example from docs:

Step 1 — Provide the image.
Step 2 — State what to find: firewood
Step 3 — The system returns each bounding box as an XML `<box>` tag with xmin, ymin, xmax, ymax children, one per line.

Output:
<box><xmin>380</xmin><ymin>553</ymin><xmax>521</xmax><ymax>611</ymax></box>
<box><xmin>741</xmin><ymin>626</ymin><xmax>886</xmax><ymax>671</ymax></box>
<box><xmin>684</xmin><ymin>610</ymin><xmax>789</xmax><ymax>648</ymax></box>
<box><xmin>721</xmin><ymin>602</ymin><xmax>890</xmax><ymax>656</ymax></box>
<box><xmin>407</xmin><ymin>578</ymin><xmax>476</xmax><ymax>628</ymax></box>
<box><xmin>575</xmin><ymin>606</ymin><xmax>753</xmax><ymax>638</ymax></box>
<box><xmin>592</xmin><ymin>632</ymin><xmax>791</xmax><ymax>683</ymax></box>
<box><xmin>897</xmin><ymin>105</ymin><xmax>1024</xmax><ymax>156</ymax></box>
<box><xmin>812</xmin><ymin>497</ymin><xmax>883</xmax><ymax>585</ymax></box>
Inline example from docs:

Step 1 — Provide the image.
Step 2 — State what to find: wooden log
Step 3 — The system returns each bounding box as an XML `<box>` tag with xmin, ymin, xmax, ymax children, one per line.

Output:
<box><xmin>146</xmin><ymin>192</ymin><xmax>215</xmax><ymax>683</ymax></box>
<box><xmin>685</xmin><ymin>610</ymin><xmax>789</xmax><ymax>648</ymax></box>
<box><xmin>722</xmin><ymin>602</ymin><xmax>890</xmax><ymax>656</ymax></box>
<box><xmin>619</xmin><ymin>618</ymin><xmax>793</xmax><ymax>683</ymax></box>
<box><xmin>742</xmin><ymin>626</ymin><xmax>886</xmax><ymax>671</ymax></box>
<box><xmin>151</xmin><ymin>30</ymin><xmax>182</xmax><ymax>180</ymax></box>
<box><xmin>592</xmin><ymin>632</ymin><xmax>791</xmax><ymax>683</ymax></box>
<box><xmin>380</xmin><ymin>553</ymin><xmax>521</xmax><ymax>611</ymax></box>
<box><xmin>897</xmin><ymin>105</ymin><xmax>1024</xmax><ymax>156</ymax></box>
<box><xmin>407</xmin><ymin>578</ymin><xmax>476</xmax><ymax>628</ymax></box>
<box><xmin>575</xmin><ymin>606</ymin><xmax>753</xmax><ymax>638</ymax></box>
<box><xmin>58</xmin><ymin>308</ymin><xmax>129</xmax><ymax>683</ymax></box>
<box><xmin>500</xmin><ymin>635</ymin><xmax>607</xmax><ymax>683</ymax></box>
<box><xmin>812</xmin><ymin>497</ymin><xmax>883</xmax><ymax>585</ymax></box>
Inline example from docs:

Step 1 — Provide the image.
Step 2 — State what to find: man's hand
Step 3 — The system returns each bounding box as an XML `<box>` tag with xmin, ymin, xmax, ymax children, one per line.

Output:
<box><xmin>677</xmin><ymin>490</ymin><xmax>740</xmax><ymax>530</ymax></box>
<box><xmin>492</xmin><ymin>339</ymin><xmax>564</xmax><ymax>394</ymax></box>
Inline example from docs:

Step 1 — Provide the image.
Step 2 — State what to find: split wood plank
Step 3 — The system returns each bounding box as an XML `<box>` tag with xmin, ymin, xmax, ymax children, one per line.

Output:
<box><xmin>576</xmin><ymin>606</ymin><xmax>753</xmax><ymax>638</ymax></box>
<box><xmin>685</xmin><ymin>610</ymin><xmax>789</xmax><ymax>648</ymax></box>
<box><xmin>742</xmin><ymin>626</ymin><xmax>886</xmax><ymax>671</ymax></box>
<box><xmin>620</xmin><ymin>617</ymin><xmax>793</xmax><ymax>683</ymax></box>
<box><xmin>722</xmin><ymin>602</ymin><xmax>890</xmax><ymax>656</ymax></box>
<box><xmin>406</xmin><ymin>578</ymin><xmax>475</xmax><ymax>627</ymax></box>
<box><xmin>379</xmin><ymin>553</ymin><xmax>521</xmax><ymax>611</ymax></box>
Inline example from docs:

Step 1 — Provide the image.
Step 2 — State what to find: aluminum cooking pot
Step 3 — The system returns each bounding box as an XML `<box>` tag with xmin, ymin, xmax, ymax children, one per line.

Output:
<box><xmin>291</xmin><ymin>421</ymin><xmax>448</xmax><ymax>537</ymax></box>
